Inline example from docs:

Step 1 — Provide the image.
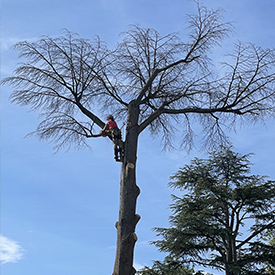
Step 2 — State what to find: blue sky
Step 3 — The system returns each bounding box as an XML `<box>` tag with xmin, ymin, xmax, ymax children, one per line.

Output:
<box><xmin>1</xmin><ymin>0</ymin><xmax>275</xmax><ymax>274</ymax></box>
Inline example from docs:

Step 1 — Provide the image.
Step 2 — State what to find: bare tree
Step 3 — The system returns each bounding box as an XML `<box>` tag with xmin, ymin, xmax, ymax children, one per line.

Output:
<box><xmin>2</xmin><ymin>3</ymin><xmax>275</xmax><ymax>275</ymax></box>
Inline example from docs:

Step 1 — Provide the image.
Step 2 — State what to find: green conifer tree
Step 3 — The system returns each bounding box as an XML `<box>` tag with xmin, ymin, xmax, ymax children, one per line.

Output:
<box><xmin>153</xmin><ymin>148</ymin><xmax>275</xmax><ymax>275</ymax></box>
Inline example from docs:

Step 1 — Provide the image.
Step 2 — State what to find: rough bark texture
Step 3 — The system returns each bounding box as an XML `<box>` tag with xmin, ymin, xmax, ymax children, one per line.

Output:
<box><xmin>113</xmin><ymin>101</ymin><xmax>141</xmax><ymax>275</ymax></box>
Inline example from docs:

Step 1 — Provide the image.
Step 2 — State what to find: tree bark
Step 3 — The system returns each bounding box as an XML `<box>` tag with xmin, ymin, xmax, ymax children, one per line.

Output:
<box><xmin>225</xmin><ymin>234</ymin><xmax>237</xmax><ymax>275</ymax></box>
<box><xmin>113</xmin><ymin>100</ymin><xmax>141</xmax><ymax>275</ymax></box>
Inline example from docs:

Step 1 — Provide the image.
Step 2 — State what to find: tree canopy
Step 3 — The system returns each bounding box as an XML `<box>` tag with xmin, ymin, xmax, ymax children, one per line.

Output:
<box><xmin>153</xmin><ymin>147</ymin><xmax>275</xmax><ymax>275</ymax></box>
<box><xmin>2</xmin><ymin>4</ymin><xmax>275</xmax><ymax>152</ymax></box>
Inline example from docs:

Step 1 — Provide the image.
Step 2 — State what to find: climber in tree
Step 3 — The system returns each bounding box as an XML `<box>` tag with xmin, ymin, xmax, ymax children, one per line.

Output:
<box><xmin>100</xmin><ymin>115</ymin><xmax>124</xmax><ymax>162</ymax></box>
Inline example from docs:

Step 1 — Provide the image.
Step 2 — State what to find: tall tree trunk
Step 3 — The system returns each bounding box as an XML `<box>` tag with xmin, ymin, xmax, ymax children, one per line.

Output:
<box><xmin>225</xmin><ymin>235</ymin><xmax>237</xmax><ymax>275</ymax></box>
<box><xmin>113</xmin><ymin>101</ymin><xmax>141</xmax><ymax>275</ymax></box>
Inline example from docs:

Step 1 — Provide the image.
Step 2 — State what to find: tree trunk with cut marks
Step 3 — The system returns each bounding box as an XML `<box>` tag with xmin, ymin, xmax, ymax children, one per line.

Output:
<box><xmin>113</xmin><ymin>101</ymin><xmax>141</xmax><ymax>275</ymax></box>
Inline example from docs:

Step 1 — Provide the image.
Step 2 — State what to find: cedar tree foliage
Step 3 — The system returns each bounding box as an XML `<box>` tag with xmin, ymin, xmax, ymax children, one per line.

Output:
<box><xmin>153</xmin><ymin>148</ymin><xmax>275</xmax><ymax>275</ymax></box>
<box><xmin>136</xmin><ymin>256</ymin><xmax>194</xmax><ymax>275</ymax></box>
<box><xmin>2</xmin><ymin>2</ymin><xmax>275</xmax><ymax>275</ymax></box>
<box><xmin>136</xmin><ymin>256</ymin><xmax>214</xmax><ymax>275</ymax></box>
<box><xmin>262</xmin><ymin>230</ymin><xmax>275</xmax><ymax>274</ymax></box>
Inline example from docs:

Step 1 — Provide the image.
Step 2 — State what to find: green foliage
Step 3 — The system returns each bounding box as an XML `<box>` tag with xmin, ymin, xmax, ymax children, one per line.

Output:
<box><xmin>136</xmin><ymin>257</ymin><xmax>194</xmax><ymax>275</ymax></box>
<box><xmin>136</xmin><ymin>257</ymin><xmax>215</xmax><ymax>275</ymax></box>
<box><xmin>262</xmin><ymin>231</ymin><xmax>275</xmax><ymax>274</ymax></box>
<box><xmin>153</xmin><ymin>147</ymin><xmax>275</xmax><ymax>275</ymax></box>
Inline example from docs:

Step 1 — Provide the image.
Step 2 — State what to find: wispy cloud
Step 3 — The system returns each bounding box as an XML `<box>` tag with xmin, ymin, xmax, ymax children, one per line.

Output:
<box><xmin>0</xmin><ymin>235</ymin><xmax>24</xmax><ymax>264</ymax></box>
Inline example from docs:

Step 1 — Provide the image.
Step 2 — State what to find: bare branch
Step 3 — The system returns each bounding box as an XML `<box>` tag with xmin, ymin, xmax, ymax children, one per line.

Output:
<box><xmin>2</xmin><ymin>4</ymin><xmax>275</xmax><ymax>152</ymax></box>
<box><xmin>236</xmin><ymin>219</ymin><xmax>275</xmax><ymax>250</ymax></box>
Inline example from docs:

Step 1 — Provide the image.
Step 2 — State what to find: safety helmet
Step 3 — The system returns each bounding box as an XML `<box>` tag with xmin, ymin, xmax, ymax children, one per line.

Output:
<box><xmin>107</xmin><ymin>115</ymin><xmax>113</xmax><ymax>120</ymax></box>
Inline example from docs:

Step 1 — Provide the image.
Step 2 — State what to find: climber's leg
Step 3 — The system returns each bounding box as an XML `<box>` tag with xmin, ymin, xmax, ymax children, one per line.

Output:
<box><xmin>114</xmin><ymin>147</ymin><xmax>119</xmax><ymax>161</ymax></box>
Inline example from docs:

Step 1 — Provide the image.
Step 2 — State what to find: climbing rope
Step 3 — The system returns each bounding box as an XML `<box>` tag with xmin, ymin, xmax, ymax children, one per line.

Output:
<box><xmin>126</xmin><ymin>124</ymin><xmax>138</xmax><ymax>131</ymax></box>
